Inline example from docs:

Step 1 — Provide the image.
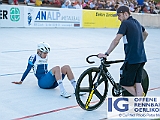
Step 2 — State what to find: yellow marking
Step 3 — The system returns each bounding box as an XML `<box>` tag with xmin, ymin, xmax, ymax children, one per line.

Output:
<box><xmin>143</xmin><ymin>92</ymin><xmax>146</xmax><ymax>97</ymax></box>
<box><xmin>85</xmin><ymin>87</ymin><xmax>94</xmax><ymax>109</ymax></box>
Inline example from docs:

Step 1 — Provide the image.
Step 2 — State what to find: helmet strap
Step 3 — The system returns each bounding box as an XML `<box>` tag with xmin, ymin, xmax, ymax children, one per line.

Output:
<box><xmin>37</xmin><ymin>51</ymin><xmax>42</xmax><ymax>58</ymax></box>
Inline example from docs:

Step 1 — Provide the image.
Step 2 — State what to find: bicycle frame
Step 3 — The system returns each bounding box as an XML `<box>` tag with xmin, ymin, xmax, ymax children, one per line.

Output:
<box><xmin>86</xmin><ymin>55</ymin><xmax>124</xmax><ymax>90</ymax></box>
<box><xmin>75</xmin><ymin>54</ymin><xmax>149</xmax><ymax>111</ymax></box>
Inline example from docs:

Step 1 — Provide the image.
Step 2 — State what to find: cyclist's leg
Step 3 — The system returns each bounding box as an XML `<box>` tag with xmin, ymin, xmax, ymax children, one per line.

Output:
<box><xmin>51</xmin><ymin>66</ymin><xmax>68</xmax><ymax>95</ymax></box>
<box><xmin>38</xmin><ymin>71</ymin><xmax>57</xmax><ymax>89</ymax></box>
<box><xmin>51</xmin><ymin>66</ymin><xmax>61</xmax><ymax>80</ymax></box>
<box><xmin>51</xmin><ymin>66</ymin><xmax>67</xmax><ymax>80</ymax></box>
<box><xmin>61</xmin><ymin>65</ymin><xmax>74</xmax><ymax>80</ymax></box>
<box><xmin>61</xmin><ymin>65</ymin><xmax>76</xmax><ymax>90</ymax></box>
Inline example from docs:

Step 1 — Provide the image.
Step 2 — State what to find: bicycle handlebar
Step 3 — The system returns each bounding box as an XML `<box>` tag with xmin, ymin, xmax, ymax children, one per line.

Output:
<box><xmin>86</xmin><ymin>54</ymin><xmax>124</xmax><ymax>65</ymax></box>
<box><xmin>86</xmin><ymin>55</ymin><xmax>98</xmax><ymax>64</ymax></box>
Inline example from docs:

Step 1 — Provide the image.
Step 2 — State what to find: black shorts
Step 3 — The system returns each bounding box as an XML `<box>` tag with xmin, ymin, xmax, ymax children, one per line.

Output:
<box><xmin>119</xmin><ymin>62</ymin><xmax>145</xmax><ymax>86</ymax></box>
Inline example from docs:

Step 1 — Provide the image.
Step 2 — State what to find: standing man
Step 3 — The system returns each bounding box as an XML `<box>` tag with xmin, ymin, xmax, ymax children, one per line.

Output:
<box><xmin>98</xmin><ymin>6</ymin><xmax>148</xmax><ymax>96</ymax></box>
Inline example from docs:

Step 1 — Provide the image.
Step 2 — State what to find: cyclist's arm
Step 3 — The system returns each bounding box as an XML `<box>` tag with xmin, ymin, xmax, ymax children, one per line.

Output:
<box><xmin>143</xmin><ymin>30</ymin><xmax>148</xmax><ymax>41</ymax></box>
<box><xmin>12</xmin><ymin>55</ymin><xmax>35</xmax><ymax>84</ymax></box>
<box><xmin>106</xmin><ymin>34</ymin><xmax>123</xmax><ymax>55</ymax></box>
<box><xmin>20</xmin><ymin>55</ymin><xmax>35</xmax><ymax>82</ymax></box>
<box><xmin>20</xmin><ymin>63</ymin><xmax>33</xmax><ymax>82</ymax></box>
<box><xmin>12</xmin><ymin>63</ymin><xmax>33</xmax><ymax>84</ymax></box>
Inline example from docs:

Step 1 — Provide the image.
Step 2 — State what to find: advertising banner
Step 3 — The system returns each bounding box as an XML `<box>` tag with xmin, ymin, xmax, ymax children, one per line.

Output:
<box><xmin>82</xmin><ymin>10</ymin><xmax>120</xmax><ymax>28</ymax></box>
<box><xmin>0</xmin><ymin>5</ymin><xmax>24</xmax><ymax>27</ymax></box>
<box><xmin>24</xmin><ymin>7</ymin><xmax>82</xmax><ymax>28</ymax></box>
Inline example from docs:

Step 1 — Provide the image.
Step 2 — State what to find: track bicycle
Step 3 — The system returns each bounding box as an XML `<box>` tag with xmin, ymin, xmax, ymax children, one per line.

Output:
<box><xmin>75</xmin><ymin>55</ymin><xmax>149</xmax><ymax>111</ymax></box>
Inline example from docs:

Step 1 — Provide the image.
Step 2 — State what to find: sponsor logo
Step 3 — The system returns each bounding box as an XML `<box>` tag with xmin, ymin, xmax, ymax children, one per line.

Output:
<box><xmin>10</xmin><ymin>7</ymin><xmax>20</xmax><ymax>22</ymax></box>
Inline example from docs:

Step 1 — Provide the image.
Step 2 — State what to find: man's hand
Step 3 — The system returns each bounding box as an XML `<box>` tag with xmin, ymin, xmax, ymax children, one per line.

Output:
<box><xmin>143</xmin><ymin>30</ymin><xmax>148</xmax><ymax>41</ymax></box>
<box><xmin>98</xmin><ymin>53</ymin><xmax>107</xmax><ymax>58</ymax></box>
<box><xmin>12</xmin><ymin>81</ymin><xmax>22</xmax><ymax>84</ymax></box>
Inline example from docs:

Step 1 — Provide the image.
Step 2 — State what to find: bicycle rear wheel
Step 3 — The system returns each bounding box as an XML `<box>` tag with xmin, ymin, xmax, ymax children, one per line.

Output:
<box><xmin>122</xmin><ymin>69</ymin><xmax>149</xmax><ymax>96</ymax></box>
<box><xmin>141</xmin><ymin>69</ymin><xmax>149</xmax><ymax>96</ymax></box>
<box><xmin>75</xmin><ymin>67</ymin><xmax>108</xmax><ymax>111</ymax></box>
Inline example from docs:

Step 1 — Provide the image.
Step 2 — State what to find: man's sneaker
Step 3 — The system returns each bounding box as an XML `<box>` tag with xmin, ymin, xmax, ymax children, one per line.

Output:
<box><xmin>60</xmin><ymin>91</ymin><xmax>71</xmax><ymax>98</ymax></box>
<box><xmin>143</xmin><ymin>92</ymin><xmax>146</xmax><ymax>97</ymax></box>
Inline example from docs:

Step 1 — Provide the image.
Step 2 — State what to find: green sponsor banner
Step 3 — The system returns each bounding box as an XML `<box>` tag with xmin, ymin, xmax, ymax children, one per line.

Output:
<box><xmin>10</xmin><ymin>7</ymin><xmax>20</xmax><ymax>22</ymax></box>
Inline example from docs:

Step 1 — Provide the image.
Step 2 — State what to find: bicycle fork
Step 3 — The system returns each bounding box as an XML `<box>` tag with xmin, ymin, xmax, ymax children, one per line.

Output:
<box><xmin>85</xmin><ymin>71</ymin><xmax>104</xmax><ymax>109</ymax></box>
<box><xmin>85</xmin><ymin>86</ymin><xmax>95</xmax><ymax>109</ymax></box>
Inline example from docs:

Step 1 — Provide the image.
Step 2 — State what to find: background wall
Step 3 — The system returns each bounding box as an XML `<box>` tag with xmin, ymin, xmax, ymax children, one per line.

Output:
<box><xmin>132</xmin><ymin>13</ymin><xmax>160</xmax><ymax>28</ymax></box>
<box><xmin>0</xmin><ymin>5</ymin><xmax>160</xmax><ymax>28</ymax></box>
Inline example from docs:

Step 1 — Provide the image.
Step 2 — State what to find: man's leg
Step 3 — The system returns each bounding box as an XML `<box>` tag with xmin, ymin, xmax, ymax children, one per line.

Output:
<box><xmin>135</xmin><ymin>83</ymin><xmax>143</xmax><ymax>96</ymax></box>
<box><xmin>122</xmin><ymin>86</ymin><xmax>136</xmax><ymax>96</ymax></box>
<box><xmin>135</xmin><ymin>63</ymin><xmax>145</xmax><ymax>96</ymax></box>
<box><xmin>120</xmin><ymin>62</ymin><xmax>143</xmax><ymax>96</ymax></box>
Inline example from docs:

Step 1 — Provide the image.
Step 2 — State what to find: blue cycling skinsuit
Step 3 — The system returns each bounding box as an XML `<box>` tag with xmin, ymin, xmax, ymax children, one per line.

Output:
<box><xmin>20</xmin><ymin>54</ymin><xmax>65</xmax><ymax>89</ymax></box>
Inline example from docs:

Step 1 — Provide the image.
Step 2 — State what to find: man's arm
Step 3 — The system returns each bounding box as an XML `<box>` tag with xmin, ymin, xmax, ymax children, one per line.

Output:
<box><xmin>106</xmin><ymin>34</ymin><xmax>123</xmax><ymax>55</ymax></box>
<box><xmin>98</xmin><ymin>34</ymin><xmax>123</xmax><ymax>58</ymax></box>
<box><xmin>143</xmin><ymin>30</ymin><xmax>148</xmax><ymax>41</ymax></box>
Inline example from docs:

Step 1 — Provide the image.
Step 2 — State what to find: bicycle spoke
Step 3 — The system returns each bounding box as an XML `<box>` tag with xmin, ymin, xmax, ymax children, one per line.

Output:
<box><xmin>94</xmin><ymin>89</ymin><xmax>103</xmax><ymax>100</ymax></box>
<box><xmin>92</xmin><ymin>72</ymin><xmax>98</xmax><ymax>83</ymax></box>
<box><xmin>88</xmin><ymin>71</ymin><xmax>93</xmax><ymax>87</ymax></box>
<box><xmin>79</xmin><ymin>87</ymin><xmax>90</xmax><ymax>92</ymax></box>
<box><xmin>95</xmin><ymin>78</ymin><xmax>105</xmax><ymax>87</ymax></box>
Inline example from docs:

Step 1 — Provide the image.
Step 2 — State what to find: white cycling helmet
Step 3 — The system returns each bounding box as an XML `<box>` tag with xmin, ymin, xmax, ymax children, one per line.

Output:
<box><xmin>37</xmin><ymin>42</ymin><xmax>51</xmax><ymax>53</ymax></box>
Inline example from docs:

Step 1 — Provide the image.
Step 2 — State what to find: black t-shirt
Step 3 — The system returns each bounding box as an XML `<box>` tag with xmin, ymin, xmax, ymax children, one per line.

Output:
<box><xmin>117</xmin><ymin>16</ymin><xmax>147</xmax><ymax>64</ymax></box>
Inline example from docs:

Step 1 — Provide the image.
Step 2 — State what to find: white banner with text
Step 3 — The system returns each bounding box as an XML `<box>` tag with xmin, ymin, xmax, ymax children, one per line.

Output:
<box><xmin>23</xmin><ymin>7</ymin><xmax>82</xmax><ymax>28</ymax></box>
<box><xmin>0</xmin><ymin>5</ymin><xmax>24</xmax><ymax>27</ymax></box>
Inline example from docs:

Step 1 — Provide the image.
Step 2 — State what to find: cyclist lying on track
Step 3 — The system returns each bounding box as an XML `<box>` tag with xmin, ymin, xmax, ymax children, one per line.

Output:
<box><xmin>12</xmin><ymin>42</ymin><xmax>77</xmax><ymax>98</ymax></box>
<box><xmin>98</xmin><ymin>6</ymin><xmax>148</xmax><ymax>96</ymax></box>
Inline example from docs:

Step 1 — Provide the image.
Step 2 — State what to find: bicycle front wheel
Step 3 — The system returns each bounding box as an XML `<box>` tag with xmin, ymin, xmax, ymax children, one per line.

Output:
<box><xmin>75</xmin><ymin>67</ymin><xmax>108</xmax><ymax>111</ymax></box>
